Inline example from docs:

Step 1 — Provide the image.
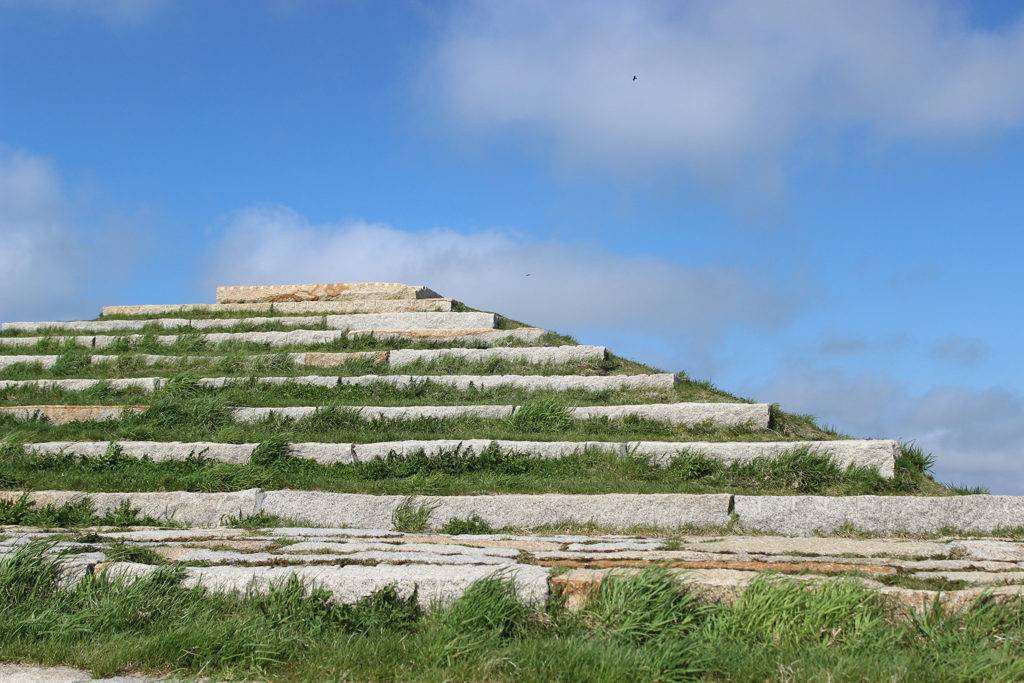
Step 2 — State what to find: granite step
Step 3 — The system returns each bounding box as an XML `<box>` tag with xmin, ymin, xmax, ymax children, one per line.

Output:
<box><xmin>0</xmin><ymin>405</ymin><xmax>145</xmax><ymax>424</ymax></box>
<box><xmin>21</xmin><ymin>438</ymin><xmax>892</xmax><ymax>472</ymax></box>
<box><xmin>230</xmin><ymin>402</ymin><xmax>770</xmax><ymax>427</ymax></box>
<box><xmin>217</xmin><ymin>282</ymin><xmax>442</xmax><ymax>303</ymax></box>
<box><xmin>103</xmin><ymin>298</ymin><xmax>455</xmax><ymax>316</ymax></box>
<box><xmin>0</xmin><ymin>327</ymin><xmax>546</xmax><ymax>348</ymax></box>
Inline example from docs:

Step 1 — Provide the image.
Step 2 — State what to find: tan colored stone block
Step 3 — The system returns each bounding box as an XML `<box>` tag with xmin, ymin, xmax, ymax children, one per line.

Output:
<box><xmin>302</xmin><ymin>351</ymin><xmax>388</xmax><ymax>367</ymax></box>
<box><xmin>0</xmin><ymin>405</ymin><xmax>146</xmax><ymax>425</ymax></box>
<box><xmin>101</xmin><ymin>299</ymin><xmax>454</xmax><ymax>315</ymax></box>
<box><xmin>216</xmin><ymin>283</ymin><xmax>441</xmax><ymax>303</ymax></box>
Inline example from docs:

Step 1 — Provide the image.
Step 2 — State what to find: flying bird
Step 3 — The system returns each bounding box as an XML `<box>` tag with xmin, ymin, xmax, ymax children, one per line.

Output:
<box><xmin>526</xmin><ymin>274</ymin><xmax>531</xmax><ymax>276</ymax></box>
<box><xmin>633</xmin><ymin>76</ymin><xmax>637</xmax><ymax>81</ymax></box>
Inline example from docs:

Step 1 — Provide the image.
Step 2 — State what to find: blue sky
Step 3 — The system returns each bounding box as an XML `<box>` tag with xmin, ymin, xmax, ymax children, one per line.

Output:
<box><xmin>2</xmin><ymin>0</ymin><xmax>1023</xmax><ymax>491</ymax></box>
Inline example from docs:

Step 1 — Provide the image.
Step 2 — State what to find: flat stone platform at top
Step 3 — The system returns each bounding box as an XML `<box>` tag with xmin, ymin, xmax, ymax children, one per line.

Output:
<box><xmin>217</xmin><ymin>283</ymin><xmax>441</xmax><ymax>303</ymax></box>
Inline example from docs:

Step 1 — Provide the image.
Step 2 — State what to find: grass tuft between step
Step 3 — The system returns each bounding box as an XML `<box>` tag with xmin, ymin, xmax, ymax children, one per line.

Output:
<box><xmin>4</xmin><ymin>546</ymin><xmax>1024</xmax><ymax>681</ymax></box>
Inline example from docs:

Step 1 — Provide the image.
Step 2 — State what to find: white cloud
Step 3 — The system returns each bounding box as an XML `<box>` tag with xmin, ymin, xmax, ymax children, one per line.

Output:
<box><xmin>754</xmin><ymin>368</ymin><xmax>1024</xmax><ymax>494</ymax></box>
<box><xmin>0</xmin><ymin>149</ymin><xmax>88</xmax><ymax>323</ymax></box>
<box><xmin>429</xmin><ymin>0</ymin><xmax>1024</xmax><ymax>183</ymax></box>
<box><xmin>202</xmin><ymin>205</ymin><xmax>802</xmax><ymax>371</ymax></box>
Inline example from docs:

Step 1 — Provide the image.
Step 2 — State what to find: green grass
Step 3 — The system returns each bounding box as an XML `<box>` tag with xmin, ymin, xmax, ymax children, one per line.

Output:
<box><xmin>0</xmin><ymin>493</ymin><xmax>176</xmax><ymax>528</ymax></box>
<box><xmin>4</xmin><ymin>550</ymin><xmax>1024</xmax><ymax>682</ymax></box>
<box><xmin>0</xmin><ymin>441</ymin><xmax>931</xmax><ymax>497</ymax></box>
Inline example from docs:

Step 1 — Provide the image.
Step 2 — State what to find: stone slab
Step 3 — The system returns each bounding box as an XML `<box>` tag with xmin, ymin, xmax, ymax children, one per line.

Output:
<box><xmin>231</xmin><ymin>404</ymin><xmax>516</xmax><ymax>422</ymax></box>
<box><xmin>102</xmin><ymin>299</ymin><xmax>454</xmax><ymax>315</ymax></box>
<box><xmin>389</xmin><ymin>345</ymin><xmax>607</xmax><ymax>367</ymax></box>
<box><xmin>358</xmin><ymin>328</ymin><xmax>546</xmax><ymax>343</ymax></box>
<box><xmin>734</xmin><ymin>495</ymin><xmax>1024</xmax><ymax>536</ymax></box>
<box><xmin>571</xmin><ymin>402</ymin><xmax>770</xmax><ymax>427</ymax></box>
<box><xmin>1</xmin><ymin>489</ymin><xmax>262</xmax><ymax>527</ymax></box>
<box><xmin>0</xmin><ymin>405</ymin><xmax>144</xmax><ymax>424</ymax></box>
<box><xmin>629</xmin><ymin>440</ymin><xmax>898</xmax><ymax>477</ymax></box>
<box><xmin>326</xmin><ymin>312</ymin><xmax>497</xmax><ymax>331</ymax></box>
<box><xmin>352</xmin><ymin>439</ymin><xmax>624</xmax><ymax>462</ymax></box>
<box><xmin>174</xmin><ymin>562</ymin><xmax>548</xmax><ymax>607</ymax></box>
<box><xmin>0</xmin><ymin>354</ymin><xmax>59</xmax><ymax>369</ymax></box>
<box><xmin>260</xmin><ymin>491</ymin><xmax>733</xmax><ymax>530</ymax></box>
<box><xmin>217</xmin><ymin>283</ymin><xmax>441</xmax><ymax>303</ymax></box>
<box><xmin>22</xmin><ymin>441</ymin><xmax>258</xmax><ymax>464</ymax></box>
<box><xmin>0</xmin><ymin>336</ymin><xmax>95</xmax><ymax>348</ymax></box>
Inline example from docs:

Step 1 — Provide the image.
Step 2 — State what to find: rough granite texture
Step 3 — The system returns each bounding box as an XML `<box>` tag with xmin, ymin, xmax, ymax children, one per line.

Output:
<box><xmin>0</xmin><ymin>489</ymin><xmax>261</xmax><ymax>527</ymax></box>
<box><xmin>260</xmin><ymin>491</ymin><xmax>734</xmax><ymax>530</ymax></box>
<box><xmin>0</xmin><ymin>405</ymin><xmax>144</xmax><ymax>424</ymax></box>
<box><xmin>571</xmin><ymin>403</ymin><xmax>770</xmax><ymax>427</ymax></box>
<box><xmin>217</xmin><ymin>283</ymin><xmax>442</xmax><ymax>303</ymax></box>
<box><xmin>389</xmin><ymin>345</ymin><xmax>607</xmax><ymax>367</ymax></box>
<box><xmin>102</xmin><ymin>299</ymin><xmax>454</xmax><ymax>315</ymax></box>
<box><xmin>326</xmin><ymin>312</ymin><xmax>497</xmax><ymax>331</ymax></box>
<box><xmin>734</xmin><ymin>495</ymin><xmax>1024</xmax><ymax>536</ymax></box>
<box><xmin>231</xmin><ymin>404</ymin><xmax>516</xmax><ymax>422</ymax></box>
<box><xmin>630</xmin><ymin>440</ymin><xmax>898</xmax><ymax>476</ymax></box>
<box><xmin>0</xmin><ymin>354</ymin><xmax>60</xmax><ymax>369</ymax></box>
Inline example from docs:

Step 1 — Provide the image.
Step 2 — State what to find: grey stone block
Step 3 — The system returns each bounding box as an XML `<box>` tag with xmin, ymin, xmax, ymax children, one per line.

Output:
<box><xmin>0</xmin><ymin>379</ymin><xmax>101</xmax><ymax>392</ymax></box>
<box><xmin>734</xmin><ymin>495</ymin><xmax>1024</xmax><ymax>536</ymax></box>
<box><xmin>629</xmin><ymin>440</ymin><xmax>898</xmax><ymax>477</ymax></box>
<box><xmin>288</xmin><ymin>442</ymin><xmax>356</xmax><ymax>465</ymax></box>
<box><xmin>342</xmin><ymin>374</ymin><xmax>675</xmax><ymax>391</ymax></box>
<box><xmin>0</xmin><ymin>336</ymin><xmax>93</xmax><ymax>348</ymax></box>
<box><xmin>198</xmin><ymin>330</ymin><xmax>348</xmax><ymax>346</ymax></box>
<box><xmin>232</xmin><ymin>405</ymin><xmax>515</xmax><ymax>423</ymax></box>
<box><xmin>389</xmin><ymin>345</ymin><xmax>607</xmax><ymax>367</ymax></box>
<box><xmin>177</xmin><ymin>562</ymin><xmax>549</xmax><ymax>607</ymax></box>
<box><xmin>261</xmin><ymin>491</ymin><xmax>733</xmax><ymax>531</ymax></box>
<box><xmin>363</xmin><ymin>328</ymin><xmax>547</xmax><ymax>343</ymax></box>
<box><xmin>326</xmin><ymin>312</ymin><xmax>497</xmax><ymax>331</ymax></box>
<box><xmin>188</xmin><ymin>316</ymin><xmax>323</xmax><ymax>330</ymax></box>
<box><xmin>572</xmin><ymin>403</ymin><xmax>770</xmax><ymax>427</ymax></box>
<box><xmin>23</xmin><ymin>441</ymin><xmax>259</xmax><ymax>465</ymax></box>
<box><xmin>0</xmin><ymin>355</ymin><xmax>59</xmax><ymax>369</ymax></box>
<box><xmin>5</xmin><ymin>489</ymin><xmax>261</xmax><ymax>527</ymax></box>
<box><xmin>217</xmin><ymin>283</ymin><xmax>442</xmax><ymax>303</ymax></box>
<box><xmin>353</xmin><ymin>439</ymin><xmax>623</xmax><ymax>461</ymax></box>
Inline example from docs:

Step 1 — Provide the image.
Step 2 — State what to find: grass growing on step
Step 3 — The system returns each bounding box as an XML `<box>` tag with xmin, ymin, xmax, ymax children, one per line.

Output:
<box><xmin>0</xmin><ymin>442</ymin><xmax>930</xmax><ymax>497</ymax></box>
<box><xmin>5</xmin><ymin>550</ymin><xmax>1024</xmax><ymax>682</ymax></box>
<box><xmin>0</xmin><ymin>494</ymin><xmax>175</xmax><ymax>528</ymax></box>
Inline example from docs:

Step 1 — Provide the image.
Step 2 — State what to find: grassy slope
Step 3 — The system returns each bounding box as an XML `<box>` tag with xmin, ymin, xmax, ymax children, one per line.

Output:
<box><xmin>2</xmin><ymin>549</ymin><xmax>1023</xmax><ymax>682</ymax></box>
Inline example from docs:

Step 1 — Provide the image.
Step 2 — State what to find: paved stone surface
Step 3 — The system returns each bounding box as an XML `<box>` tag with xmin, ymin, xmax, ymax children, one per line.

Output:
<box><xmin>217</xmin><ymin>283</ymin><xmax>441</xmax><ymax>303</ymax></box>
<box><xmin>389</xmin><ymin>345</ymin><xmax>607</xmax><ymax>367</ymax></box>
<box><xmin>326</xmin><ymin>311</ymin><xmax>497</xmax><ymax>331</ymax></box>
<box><xmin>734</xmin><ymin>495</ymin><xmax>1024</xmax><ymax>536</ymax></box>
<box><xmin>102</xmin><ymin>299</ymin><xmax>455</xmax><ymax>315</ymax></box>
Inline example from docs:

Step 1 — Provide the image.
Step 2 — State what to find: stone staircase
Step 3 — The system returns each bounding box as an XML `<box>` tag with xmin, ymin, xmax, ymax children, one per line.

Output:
<box><xmin>2</xmin><ymin>282</ymin><xmax>1020</xmax><ymax>608</ymax></box>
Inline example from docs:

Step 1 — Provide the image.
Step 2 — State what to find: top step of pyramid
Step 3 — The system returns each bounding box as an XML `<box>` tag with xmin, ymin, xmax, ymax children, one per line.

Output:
<box><xmin>216</xmin><ymin>283</ymin><xmax>442</xmax><ymax>304</ymax></box>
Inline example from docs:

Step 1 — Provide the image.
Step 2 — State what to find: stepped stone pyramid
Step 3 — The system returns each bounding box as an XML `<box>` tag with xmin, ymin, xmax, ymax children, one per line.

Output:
<box><xmin>3</xmin><ymin>282</ymin><xmax>1024</xmax><ymax>609</ymax></box>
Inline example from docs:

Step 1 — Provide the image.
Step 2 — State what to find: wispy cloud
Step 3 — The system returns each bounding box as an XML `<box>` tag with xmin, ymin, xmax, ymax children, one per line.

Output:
<box><xmin>0</xmin><ymin>146</ymin><xmax>147</xmax><ymax>323</ymax></box>
<box><xmin>429</xmin><ymin>0</ymin><xmax>1024</xmax><ymax>188</ymax></box>
<box><xmin>929</xmin><ymin>334</ymin><xmax>991</xmax><ymax>366</ymax></box>
<box><xmin>202</xmin><ymin>205</ymin><xmax>804</xmax><ymax>372</ymax></box>
<box><xmin>754</xmin><ymin>368</ymin><xmax>1024</xmax><ymax>493</ymax></box>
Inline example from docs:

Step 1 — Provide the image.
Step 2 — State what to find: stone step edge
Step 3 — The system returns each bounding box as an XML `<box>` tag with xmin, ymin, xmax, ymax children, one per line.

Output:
<box><xmin>0</xmin><ymin>372</ymin><xmax>675</xmax><ymax>393</ymax></box>
<box><xmin>20</xmin><ymin>439</ymin><xmax>894</xmax><ymax>475</ymax></box>
<box><xmin>231</xmin><ymin>403</ymin><xmax>771</xmax><ymax>427</ymax></box>
<box><xmin>1</xmin><ymin>489</ymin><xmax>1017</xmax><ymax>536</ymax></box>
<box><xmin>102</xmin><ymin>299</ymin><xmax>456</xmax><ymax>316</ymax></box>
<box><xmin>3</xmin><ymin>311</ymin><xmax>498</xmax><ymax>334</ymax></box>
<box><xmin>216</xmin><ymin>282</ymin><xmax>442</xmax><ymax>303</ymax></box>
<box><xmin>0</xmin><ymin>328</ymin><xmax>555</xmax><ymax>348</ymax></box>
<box><xmin>0</xmin><ymin>346</ymin><xmax>607</xmax><ymax>369</ymax></box>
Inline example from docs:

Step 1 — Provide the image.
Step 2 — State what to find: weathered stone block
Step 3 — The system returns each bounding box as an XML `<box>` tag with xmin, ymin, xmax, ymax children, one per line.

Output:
<box><xmin>326</xmin><ymin>312</ymin><xmax>497</xmax><ymax>331</ymax></box>
<box><xmin>217</xmin><ymin>283</ymin><xmax>441</xmax><ymax>303</ymax></box>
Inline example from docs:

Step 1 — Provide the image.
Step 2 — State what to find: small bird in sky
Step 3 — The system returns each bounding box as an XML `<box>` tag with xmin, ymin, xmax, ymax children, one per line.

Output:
<box><xmin>526</xmin><ymin>274</ymin><xmax>531</xmax><ymax>276</ymax></box>
<box><xmin>633</xmin><ymin>76</ymin><xmax>637</xmax><ymax>81</ymax></box>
